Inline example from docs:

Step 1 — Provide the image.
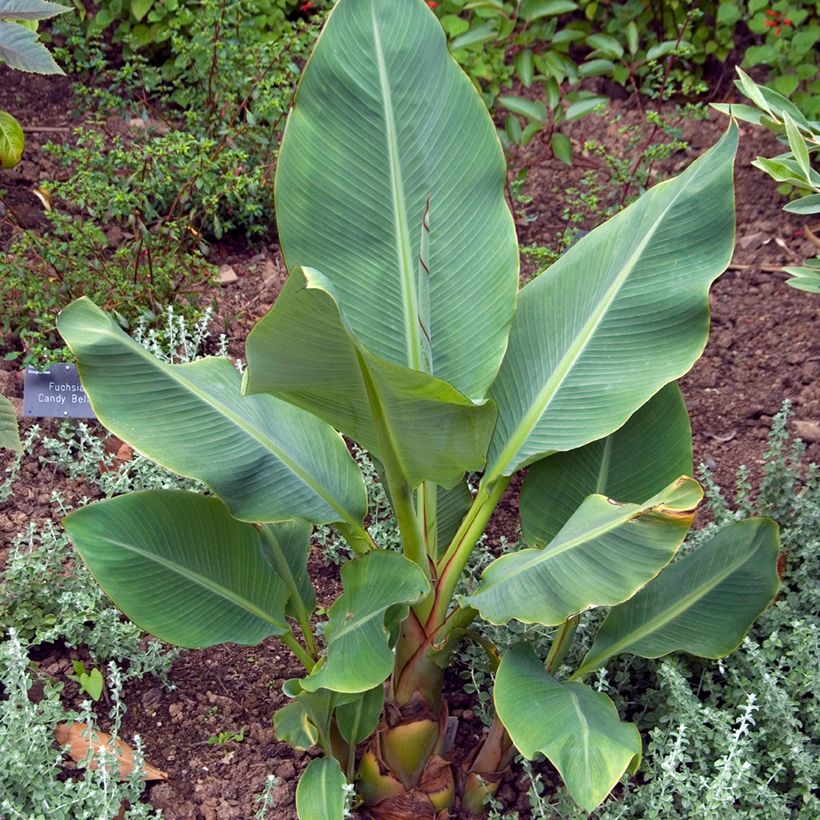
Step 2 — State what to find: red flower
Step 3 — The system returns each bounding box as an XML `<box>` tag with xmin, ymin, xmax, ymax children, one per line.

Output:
<box><xmin>765</xmin><ymin>8</ymin><xmax>777</xmax><ymax>15</ymax></box>
<box><xmin>427</xmin><ymin>1</ymin><xmax>439</xmax><ymax>7</ymax></box>
<box><xmin>775</xmin><ymin>26</ymin><xmax>781</xmax><ymax>34</ymax></box>
<box><xmin>300</xmin><ymin>1</ymin><xmax>315</xmax><ymax>11</ymax></box>
<box><xmin>764</xmin><ymin>19</ymin><xmax>775</xmax><ymax>26</ymax></box>
<box><xmin>784</xmin><ymin>18</ymin><xmax>792</xmax><ymax>25</ymax></box>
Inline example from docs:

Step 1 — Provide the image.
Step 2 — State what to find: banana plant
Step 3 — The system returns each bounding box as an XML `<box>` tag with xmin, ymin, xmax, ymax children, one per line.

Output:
<box><xmin>59</xmin><ymin>0</ymin><xmax>781</xmax><ymax>817</ymax></box>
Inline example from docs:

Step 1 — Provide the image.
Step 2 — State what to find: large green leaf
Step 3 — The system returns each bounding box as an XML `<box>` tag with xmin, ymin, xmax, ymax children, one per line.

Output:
<box><xmin>274</xmin><ymin>0</ymin><xmax>518</xmax><ymax>400</ymax></box>
<box><xmin>58</xmin><ymin>298</ymin><xmax>367</xmax><ymax>529</ymax></box>
<box><xmin>302</xmin><ymin>551</ymin><xmax>428</xmax><ymax>693</ymax></box>
<box><xmin>577</xmin><ymin>518</ymin><xmax>781</xmax><ymax>676</ymax></box>
<box><xmin>0</xmin><ymin>20</ymin><xmax>63</xmax><ymax>73</ymax></box>
<box><xmin>463</xmin><ymin>477</ymin><xmax>701</xmax><ymax>626</ymax></box>
<box><xmin>495</xmin><ymin>643</ymin><xmax>641</xmax><ymax>812</ymax></box>
<box><xmin>485</xmin><ymin>126</ymin><xmax>737</xmax><ymax>481</ymax></box>
<box><xmin>63</xmin><ymin>491</ymin><xmax>290</xmax><ymax>648</ymax></box>
<box><xmin>0</xmin><ymin>393</ymin><xmax>21</xmax><ymax>452</ymax></box>
<box><xmin>0</xmin><ymin>1</ymin><xmax>71</xmax><ymax>20</ymax></box>
<box><xmin>0</xmin><ymin>110</ymin><xmax>24</xmax><ymax>168</ymax></box>
<box><xmin>244</xmin><ymin>268</ymin><xmax>496</xmax><ymax>489</ymax></box>
<box><xmin>521</xmin><ymin>383</ymin><xmax>692</xmax><ymax>546</ymax></box>
<box><xmin>296</xmin><ymin>757</ymin><xmax>347</xmax><ymax>820</ymax></box>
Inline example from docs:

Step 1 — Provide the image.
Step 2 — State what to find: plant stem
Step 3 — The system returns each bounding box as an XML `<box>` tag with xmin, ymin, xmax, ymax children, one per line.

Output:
<box><xmin>280</xmin><ymin>630</ymin><xmax>316</xmax><ymax>672</ymax></box>
<box><xmin>427</xmin><ymin>476</ymin><xmax>510</xmax><ymax>630</ymax></box>
<box><xmin>545</xmin><ymin>615</ymin><xmax>579</xmax><ymax>675</ymax></box>
<box><xmin>418</xmin><ymin>480</ymin><xmax>438</xmax><ymax>559</ymax></box>
<box><xmin>353</xmin><ymin>349</ymin><xmax>429</xmax><ymax>581</ymax></box>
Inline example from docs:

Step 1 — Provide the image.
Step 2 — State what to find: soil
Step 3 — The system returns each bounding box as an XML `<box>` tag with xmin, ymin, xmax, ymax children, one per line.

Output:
<box><xmin>1</xmin><ymin>60</ymin><xmax>818</xmax><ymax>820</ymax></box>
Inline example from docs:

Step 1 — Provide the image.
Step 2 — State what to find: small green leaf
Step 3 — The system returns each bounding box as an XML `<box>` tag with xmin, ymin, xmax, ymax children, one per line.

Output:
<box><xmin>131</xmin><ymin>0</ymin><xmax>152</xmax><ymax>21</ymax></box>
<box><xmin>497</xmin><ymin>95</ymin><xmax>547</xmax><ymax>125</ymax></box>
<box><xmin>783</xmin><ymin>113</ymin><xmax>811</xmax><ymax>182</ymax></box>
<box><xmin>550</xmin><ymin>131</ymin><xmax>572</xmax><ymax>165</ymax></box>
<box><xmin>521</xmin><ymin>0</ymin><xmax>577</xmax><ymax>20</ymax></box>
<box><xmin>577</xmin><ymin>518</ymin><xmax>781</xmax><ymax>675</ymax></box>
<box><xmin>579</xmin><ymin>58</ymin><xmax>615</xmax><ymax>77</ymax></box>
<box><xmin>495</xmin><ymin>644</ymin><xmax>641</xmax><ymax>812</ymax></box>
<box><xmin>783</xmin><ymin>194</ymin><xmax>820</xmax><ymax>215</ymax></box>
<box><xmin>450</xmin><ymin>21</ymin><xmax>496</xmax><ymax>50</ymax></box>
<box><xmin>586</xmin><ymin>33</ymin><xmax>623</xmax><ymax>59</ymax></box>
<box><xmin>565</xmin><ymin>95</ymin><xmax>607</xmax><ymax>121</ymax></box>
<box><xmin>302</xmin><ymin>551</ymin><xmax>428</xmax><ymax>693</ymax></box>
<box><xmin>514</xmin><ymin>48</ymin><xmax>534</xmax><ymax>87</ymax></box>
<box><xmin>0</xmin><ymin>394</ymin><xmax>21</xmax><ymax>452</ymax></box>
<box><xmin>625</xmin><ymin>21</ymin><xmax>638</xmax><ymax>55</ymax></box>
<box><xmin>296</xmin><ymin>757</ymin><xmax>347</xmax><ymax>820</ymax></box>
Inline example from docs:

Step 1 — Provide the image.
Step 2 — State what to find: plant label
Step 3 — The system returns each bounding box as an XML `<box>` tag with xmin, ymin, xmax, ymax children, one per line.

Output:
<box><xmin>23</xmin><ymin>364</ymin><xmax>96</xmax><ymax>419</ymax></box>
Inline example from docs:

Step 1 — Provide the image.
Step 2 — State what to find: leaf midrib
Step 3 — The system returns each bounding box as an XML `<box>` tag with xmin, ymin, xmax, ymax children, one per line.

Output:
<box><xmin>371</xmin><ymin>1</ymin><xmax>422</xmax><ymax>372</ymax></box>
<box><xmin>488</xmin><ymin>171</ymin><xmax>700</xmax><ymax>480</ymax></box>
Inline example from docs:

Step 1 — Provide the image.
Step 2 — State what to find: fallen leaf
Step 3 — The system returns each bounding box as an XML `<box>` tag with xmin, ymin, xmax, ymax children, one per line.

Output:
<box><xmin>56</xmin><ymin>722</ymin><xmax>168</xmax><ymax>781</ymax></box>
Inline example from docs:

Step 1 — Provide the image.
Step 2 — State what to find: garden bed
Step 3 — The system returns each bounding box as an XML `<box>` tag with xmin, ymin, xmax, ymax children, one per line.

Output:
<box><xmin>1</xmin><ymin>54</ymin><xmax>819</xmax><ymax>819</ymax></box>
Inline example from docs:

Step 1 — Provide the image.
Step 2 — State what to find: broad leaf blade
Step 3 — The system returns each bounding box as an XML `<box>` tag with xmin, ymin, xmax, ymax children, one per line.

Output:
<box><xmin>0</xmin><ymin>20</ymin><xmax>62</xmax><ymax>73</ymax></box>
<box><xmin>302</xmin><ymin>551</ymin><xmax>428</xmax><ymax>693</ymax></box>
<box><xmin>0</xmin><ymin>393</ymin><xmax>21</xmax><ymax>452</ymax></box>
<box><xmin>273</xmin><ymin>701</ymin><xmax>320</xmax><ymax>751</ymax></box>
<box><xmin>245</xmin><ymin>268</ymin><xmax>496</xmax><ymax>489</ymax></box>
<box><xmin>495</xmin><ymin>644</ymin><xmax>641</xmax><ymax>812</ymax></box>
<box><xmin>296</xmin><ymin>757</ymin><xmax>347</xmax><ymax>820</ymax></box>
<box><xmin>485</xmin><ymin>126</ymin><xmax>738</xmax><ymax>480</ymax></box>
<box><xmin>275</xmin><ymin>0</ymin><xmax>518</xmax><ymax>400</ymax></box>
<box><xmin>521</xmin><ymin>383</ymin><xmax>692</xmax><ymax>546</ymax></box>
<box><xmin>63</xmin><ymin>491</ymin><xmax>290</xmax><ymax>648</ymax></box>
<box><xmin>336</xmin><ymin>684</ymin><xmax>385</xmax><ymax>746</ymax></box>
<box><xmin>577</xmin><ymin>518</ymin><xmax>781</xmax><ymax>675</ymax></box>
<box><xmin>59</xmin><ymin>298</ymin><xmax>367</xmax><ymax>528</ymax></box>
<box><xmin>463</xmin><ymin>477</ymin><xmax>701</xmax><ymax>626</ymax></box>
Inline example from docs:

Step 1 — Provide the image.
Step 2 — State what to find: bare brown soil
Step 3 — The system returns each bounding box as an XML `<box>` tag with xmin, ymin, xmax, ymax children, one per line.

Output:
<box><xmin>1</xmin><ymin>66</ymin><xmax>818</xmax><ymax>818</ymax></box>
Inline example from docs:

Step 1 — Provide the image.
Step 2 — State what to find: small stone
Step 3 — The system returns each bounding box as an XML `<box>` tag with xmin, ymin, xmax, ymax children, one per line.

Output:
<box><xmin>275</xmin><ymin>760</ymin><xmax>296</xmax><ymax>781</ymax></box>
<box><xmin>218</xmin><ymin>265</ymin><xmax>238</xmax><ymax>285</ymax></box>
<box><xmin>793</xmin><ymin>420</ymin><xmax>820</xmax><ymax>442</ymax></box>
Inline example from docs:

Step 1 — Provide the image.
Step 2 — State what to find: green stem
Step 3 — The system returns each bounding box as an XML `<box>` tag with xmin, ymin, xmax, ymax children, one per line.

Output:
<box><xmin>280</xmin><ymin>630</ymin><xmax>316</xmax><ymax>672</ymax></box>
<box><xmin>427</xmin><ymin>476</ymin><xmax>511</xmax><ymax>631</ymax></box>
<box><xmin>353</xmin><ymin>348</ymin><xmax>428</xmax><ymax>580</ymax></box>
<box><xmin>545</xmin><ymin>615</ymin><xmax>579</xmax><ymax>675</ymax></box>
<box><xmin>418</xmin><ymin>480</ymin><xmax>438</xmax><ymax>559</ymax></box>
